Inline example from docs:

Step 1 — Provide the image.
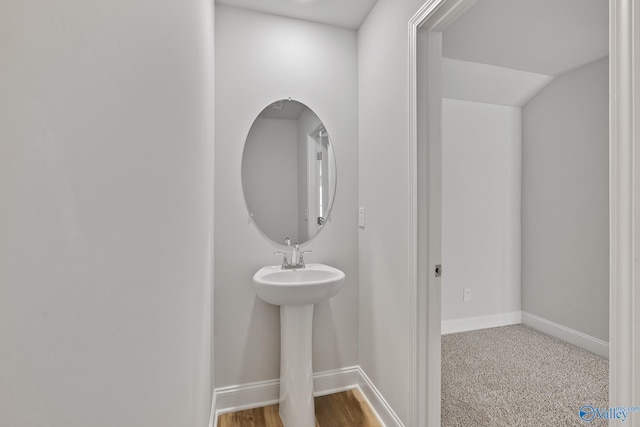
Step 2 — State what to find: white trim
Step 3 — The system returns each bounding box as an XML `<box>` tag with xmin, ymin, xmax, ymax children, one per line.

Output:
<box><xmin>209</xmin><ymin>391</ymin><xmax>216</xmax><ymax>427</ymax></box>
<box><xmin>609</xmin><ymin>0</ymin><xmax>640</xmax><ymax>408</ymax></box>
<box><xmin>211</xmin><ymin>366</ymin><xmax>400</xmax><ymax>426</ymax></box>
<box><xmin>408</xmin><ymin>1</ymin><xmax>477</xmax><ymax>426</ymax></box>
<box><xmin>307</xmin><ymin>133</ymin><xmax>320</xmax><ymax>238</ymax></box>
<box><xmin>357</xmin><ymin>367</ymin><xmax>404</xmax><ymax>427</ymax></box>
<box><xmin>441</xmin><ymin>311</ymin><xmax>522</xmax><ymax>335</ymax></box>
<box><xmin>312</xmin><ymin>366</ymin><xmax>360</xmax><ymax>397</ymax></box>
<box><xmin>214</xmin><ymin>377</ymin><xmax>281</xmax><ymax>416</ymax></box>
<box><xmin>521</xmin><ymin>312</ymin><xmax>609</xmax><ymax>359</ymax></box>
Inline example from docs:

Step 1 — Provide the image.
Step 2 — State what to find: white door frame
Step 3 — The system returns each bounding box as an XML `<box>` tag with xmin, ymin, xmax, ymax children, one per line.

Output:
<box><xmin>307</xmin><ymin>133</ymin><xmax>320</xmax><ymax>238</ymax></box>
<box><xmin>408</xmin><ymin>1</ymin><xmax>640</xmax><ymax>426</ymax></box>
<box><xmin>609</xmin><ymin>0</ymin><xmax>640</xmax><ymax>413</ymax></box>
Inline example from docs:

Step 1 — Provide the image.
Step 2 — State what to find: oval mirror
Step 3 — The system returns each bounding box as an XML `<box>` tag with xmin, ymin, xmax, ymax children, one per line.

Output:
<box><xmin>241</xmin><ymin>99</ymin><xmax>337</xmax><ymax>245</ymax></box>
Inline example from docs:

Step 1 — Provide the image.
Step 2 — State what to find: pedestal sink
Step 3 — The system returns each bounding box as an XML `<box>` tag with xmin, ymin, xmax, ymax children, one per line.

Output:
<box><xmin>252</xmin><ymin>263</ymin><xmax>345</xmax><ymax>427</ymax></box>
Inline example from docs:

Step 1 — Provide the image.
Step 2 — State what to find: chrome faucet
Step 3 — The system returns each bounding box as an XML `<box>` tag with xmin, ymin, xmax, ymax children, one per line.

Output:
<box><xmin>291</xmin><ymin>243</ymin><xmax>299</xmax><ymax>266</ymax></box>
<box><xmin>274</xmin><ymin>239</ymin><xmax>311</xmax><ymax>269</ymax></box>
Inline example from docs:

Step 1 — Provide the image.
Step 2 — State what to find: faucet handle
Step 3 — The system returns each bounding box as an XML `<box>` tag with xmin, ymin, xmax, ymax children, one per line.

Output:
<box><xmin>273</xmin><ymin>251</ymin><xmax>288</xmax><ymax>269</ymax></box>
<box><xmin>298</xmin><ymin>250</ymin><xmax>312</xmax><ymax>267</ymax></box>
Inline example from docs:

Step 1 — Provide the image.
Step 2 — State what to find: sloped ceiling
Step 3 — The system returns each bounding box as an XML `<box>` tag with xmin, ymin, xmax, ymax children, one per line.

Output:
<box><xmin>443</xmin><ymin>0</ymin><xmax>608</xmax><ymax>76</ymax></box>
<box><xmin>441</xmin><ymin>58</ymin><xmax>554</xmax><ymax>107</ymax></box>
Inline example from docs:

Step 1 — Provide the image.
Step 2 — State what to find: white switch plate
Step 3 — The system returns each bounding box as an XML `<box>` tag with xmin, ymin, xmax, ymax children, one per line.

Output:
<box><xmin>463</xmin><ymin>288</ymin><xmax>471</xmax><ymax>302</ymax></box>
<box><xmin>358</xmin><ymin>207</ymin><xmax>365</xmax><ymax>228</ymax></box>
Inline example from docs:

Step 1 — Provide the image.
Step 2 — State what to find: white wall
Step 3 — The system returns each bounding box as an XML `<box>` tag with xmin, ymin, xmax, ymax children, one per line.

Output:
<box><xmin>0</xmin><ymin>1</ymin><xmax>215</xmax><ymax>426</ymax></box>
<box><xmin>441</xmin><ymin>99</ymin><xmax>521</xmax><ymax>321</ymax></box>
<box><xmin>215</xmin><ymin>5</ymin><xmax>359</xmax><ymax>388</ymax></box>
<box><xmin>243</xmin><ymin>117</ymin><xmax>299</xmax><ymax>243</ymax></box>
<box><xmin>522</xmin><ymin>58</ymin><xmax>609</xmax><ymax>342</ymax></box>
<box><xmin>357</xmin><ymin>0</ymin><xmax>426</xmax><ymax>424</ymax></box>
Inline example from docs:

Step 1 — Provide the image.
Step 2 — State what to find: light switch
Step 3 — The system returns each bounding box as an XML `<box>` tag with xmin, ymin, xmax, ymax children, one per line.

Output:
<box><xmin>358</xmin><ymin>207</ymin><xmax>365</xmax><ymax>228</ymax></box>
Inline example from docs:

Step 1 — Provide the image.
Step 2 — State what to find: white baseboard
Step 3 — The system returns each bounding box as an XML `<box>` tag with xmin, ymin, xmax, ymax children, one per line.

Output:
<box><xmin>214</xmin><ymin>377</ymin><xmax>280</xmax><ymax>418</ymax></box>
<box><xmin>313</xmin><ymin>366</ymin><xmax>360</xmax><ymax>397</ymax></box>
<box><xmin>211</xmin><ymin>366</ymin><xmax>402</xmax><ymax>427</ymax></box>
<box><xmin>356</xmin><ymin>367</ymin><xmax>403</xmax><ymax>427</ymax></box>
<box><xmin>441</xmin><ymin>310</ymin><xmax>522</xmax><ymax>335</ymax></box>
<box><xmin>521</xmin><ymin>312</ymin><xmax>609</xmax><ymax>359</ymax></box>
<box><xmin>208</xmin><ymin>391</ymin><xmax>216</xmax><ymax>427</ymax></box>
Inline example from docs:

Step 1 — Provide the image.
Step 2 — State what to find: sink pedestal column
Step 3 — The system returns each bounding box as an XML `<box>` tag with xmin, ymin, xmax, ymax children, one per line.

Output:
<box><xmin>279</xmin><ymin>304</ymin><xmax>315</xmax><ymax>427</ymax></box>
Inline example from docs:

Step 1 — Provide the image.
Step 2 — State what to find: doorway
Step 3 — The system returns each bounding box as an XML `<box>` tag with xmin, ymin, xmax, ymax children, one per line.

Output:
<box><xmin>307</xmin><ymin>125</ymin><xmax>331</xmax><ymax>238</ymax></box>
<box><xmin>408</xmin><ymin>1</ymin><xmax>640</xmax><ymax>426</ymax></box>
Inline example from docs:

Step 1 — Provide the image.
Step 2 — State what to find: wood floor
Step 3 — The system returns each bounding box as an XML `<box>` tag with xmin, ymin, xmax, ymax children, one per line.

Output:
<box><xmin>217</xmin><ymin>389</ymin><xmax>382</xmax><ymax>427</ymax></box>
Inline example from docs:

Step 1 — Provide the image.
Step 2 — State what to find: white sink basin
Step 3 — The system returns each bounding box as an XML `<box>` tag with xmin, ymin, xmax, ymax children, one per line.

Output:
<box><xmin>252</xmin><ymin>263</ymin><xmax>345</xmax><ymax>426</ymax></box>
<box><xmin>252</xmin><ymin>263</ymin><xmax>345</xmax><ymax>306</ymax></box>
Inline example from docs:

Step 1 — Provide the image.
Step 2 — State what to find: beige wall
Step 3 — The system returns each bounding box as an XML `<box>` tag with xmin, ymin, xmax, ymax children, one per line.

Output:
<box><xmin>215</xmin><ymin>5</ymin><xmax>359</xmax><ymax>388</ymax></box>
<box><xmin>522</xmin><ymin>58</ymin><xmax>609</xmax><ymax>342</ymax></box>
<box><xmin>0</xmin><ymin>1</ymin><xmax>215</xmax><ymax>426</ymax></box>
<box><xmin>357</xmin><ymin>0</ymin><xmax>427</xmax><ymax>424</ymax></box>
<box><xmin>442</xmin><ymin>99</ymin><xmax>522</xmax><ymax>321</ymax></box>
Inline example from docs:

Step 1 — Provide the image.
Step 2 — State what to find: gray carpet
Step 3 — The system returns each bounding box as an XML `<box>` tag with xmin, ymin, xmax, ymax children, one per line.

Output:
<box><xmin>442</xmin><ymin>325</ymin><xmax>609</xmax><ymax>426</ymax></box>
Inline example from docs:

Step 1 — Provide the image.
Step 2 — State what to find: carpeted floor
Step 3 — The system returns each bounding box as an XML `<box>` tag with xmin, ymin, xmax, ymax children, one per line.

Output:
<box><xmin>442</xmin><ymin>325</ymin><xmax>609</xmax><ymax>426</ymax></box>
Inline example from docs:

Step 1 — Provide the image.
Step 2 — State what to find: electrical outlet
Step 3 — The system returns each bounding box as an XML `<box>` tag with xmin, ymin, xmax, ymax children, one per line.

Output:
<box><xmin>358</xmin><ymin>207</ymin><xmax>365</xmax><ymax>228</ymax></box>
<box><xmin>463</xmin><ymin>288</ymin><xmax>471</xmax><ymax>302</ymax></box>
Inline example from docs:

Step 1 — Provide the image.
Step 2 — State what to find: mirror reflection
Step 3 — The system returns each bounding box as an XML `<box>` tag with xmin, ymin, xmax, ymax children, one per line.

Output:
<box><xmin>241</xmin><ymin>99</ymin><xmax>336</xmax><ymax>245</ymax></box>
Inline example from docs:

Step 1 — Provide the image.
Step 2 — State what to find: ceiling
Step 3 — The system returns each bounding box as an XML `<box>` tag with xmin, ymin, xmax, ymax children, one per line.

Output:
<box><xmin>442</xmin><ymin>0</ymin><xmax>609</xmax><ymax>76</ymax></box>
<box><xmin>442</xmin><ymin>58</ymin><xmax>554</xmax><ymax>107</ymax></box>
<box><xmin>214</xmin><ymin>0</ymin><xmax>608</xmax><ymax>78</ymax></box>
<box><xmin>215</xmin><ymin>0</ymin><xmax>378</xmax><ymax>29</ymax></box>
